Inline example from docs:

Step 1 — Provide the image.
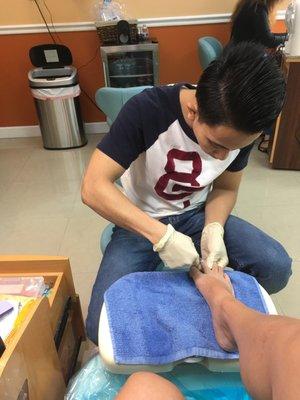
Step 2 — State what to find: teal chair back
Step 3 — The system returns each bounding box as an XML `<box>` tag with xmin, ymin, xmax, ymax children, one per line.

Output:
<box><xmin>197</xmin><ymin>36</ymin><xmax>223</xmax><ymax>70</ymax></box>
<box><xmin>95</xmin><ymin>86</ymin><xmax>152</xmax><ymax>126</ymax></box>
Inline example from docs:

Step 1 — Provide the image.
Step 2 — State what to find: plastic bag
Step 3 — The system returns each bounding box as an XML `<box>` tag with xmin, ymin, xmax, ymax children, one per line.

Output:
<box><xmin>93</xmin><ymin>0</ymin><xmax>126</xmax><ymax>22</ymax></box>
<box><xmin>31</xmin><ymin>85</ymin><xmax>80</xmax><ymax>100</ymax></box>
<box><xmin>0</xmin><ymin>276</ymin><xmax>46</xmax><ymax>297</ymax></box>
<box><xmin>0</xmin><ymin>294</ymin><xmax>35</xmax><ymax>342</ymax></box>
<box><xmin>65</xmin><ymin>355</ymin><xmax>127</xmax><ymax>400</ymax></box>
<box><xmin>65</xmin><ymin>355</ymin><xmax>253</xmax><ymax>400</ymax></box>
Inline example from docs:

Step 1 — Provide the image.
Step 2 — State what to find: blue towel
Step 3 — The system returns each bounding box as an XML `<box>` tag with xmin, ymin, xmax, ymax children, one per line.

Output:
<box><xmin>104</xmin><ymin>271</ymin><xmax>269</xmax><ymax>365</ymax></box>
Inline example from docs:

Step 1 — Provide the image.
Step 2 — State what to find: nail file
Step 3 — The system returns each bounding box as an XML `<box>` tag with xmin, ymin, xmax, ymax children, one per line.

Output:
<box><xmin>0</xmin><ymin>301</ymin><xmax>14</xmax><ymax>318</ymax></box>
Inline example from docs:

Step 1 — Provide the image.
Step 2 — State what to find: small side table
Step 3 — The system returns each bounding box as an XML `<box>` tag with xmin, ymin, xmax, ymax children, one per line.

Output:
<box><xmin>0</xmin><ymin>255</ymin><xmax>86</xmax><ymax>400</ymax></box>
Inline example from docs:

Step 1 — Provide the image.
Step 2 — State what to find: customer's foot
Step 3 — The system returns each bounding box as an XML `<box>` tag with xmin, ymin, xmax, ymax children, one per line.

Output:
<box><xmin>190</xmin><ymin>264</ymin><xmax>237</xmax><ymax>352</ymax></box>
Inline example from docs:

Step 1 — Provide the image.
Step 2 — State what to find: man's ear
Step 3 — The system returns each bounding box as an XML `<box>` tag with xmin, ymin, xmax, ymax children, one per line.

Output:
<box><xmin>186</xmin><ymin>102</ymin><xmax>198</xmax><ymax>122</ymax></box>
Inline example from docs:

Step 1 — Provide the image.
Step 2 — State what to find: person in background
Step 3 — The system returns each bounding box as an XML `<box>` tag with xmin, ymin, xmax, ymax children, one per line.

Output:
<box><xmin>230</xmin><ymin>0</ymin><xmax>288</xmax><ymax>152</ymax></box>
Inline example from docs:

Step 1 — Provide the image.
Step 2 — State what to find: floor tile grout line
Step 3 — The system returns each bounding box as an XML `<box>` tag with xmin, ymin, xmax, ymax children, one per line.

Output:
<box><xmin>56</xmin><ymin>217</ymin><xmax>72</xmax><ymax>256</ymax></box>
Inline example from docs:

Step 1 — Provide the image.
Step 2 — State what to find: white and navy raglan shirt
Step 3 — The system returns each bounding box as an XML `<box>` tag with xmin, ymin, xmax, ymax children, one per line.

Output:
<box><xmin>97</xmin><ymin>84</ymin><xmax>253</xmax><ymax>219</ymax></box>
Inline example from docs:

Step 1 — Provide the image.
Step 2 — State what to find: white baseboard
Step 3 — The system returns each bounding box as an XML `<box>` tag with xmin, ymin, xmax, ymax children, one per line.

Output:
<box><xmin>0</xmin><ymin>122</ymin><xmax>109</xmax><ymax>139</ymax></box>
<box><xmin>0</xmin><ymin>125</ymin><xmax>41</xmax><ymax>138</ymax></box>
<box><xmin>84</xmin><ymin>122</ymin><xmax>109</xmax><ymax>134</ymax></box>
<box><xmin>0</xmin><ymin>11</ymin><xmax>285</xmax><ymax>35</ymax></box>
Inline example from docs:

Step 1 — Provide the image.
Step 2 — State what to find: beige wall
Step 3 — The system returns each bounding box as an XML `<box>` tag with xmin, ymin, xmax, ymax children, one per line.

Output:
<box><xmin>2</xmin><ymin>0</ymin><xmax>290</xmax><ymax>25</ymax></box>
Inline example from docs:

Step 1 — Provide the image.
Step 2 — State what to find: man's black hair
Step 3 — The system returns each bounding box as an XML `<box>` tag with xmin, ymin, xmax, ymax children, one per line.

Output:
<box><xmin>196</xmin><ymin>42</ymin><xmax>286</xmax><ymax>134</ymax></box>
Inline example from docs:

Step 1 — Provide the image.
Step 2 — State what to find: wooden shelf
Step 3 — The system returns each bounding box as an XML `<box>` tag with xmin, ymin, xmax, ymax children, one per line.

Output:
<box><xmin>0</xmin><ymin>256</ymin><xmax>86</xmax><ymax>400</ymax></box>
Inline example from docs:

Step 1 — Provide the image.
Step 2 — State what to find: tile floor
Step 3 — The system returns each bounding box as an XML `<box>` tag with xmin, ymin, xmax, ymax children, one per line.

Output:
<box><xmin>0</xmin><ymin>134</ymin><xmax>299</xmax><ymax>325</ymax></box>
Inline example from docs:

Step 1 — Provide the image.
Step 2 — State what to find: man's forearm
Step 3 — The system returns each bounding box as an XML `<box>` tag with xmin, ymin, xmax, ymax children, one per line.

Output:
<box><xmin>82</xmin><ymin>180</ymin><xmax>167</xmax><ymax>244</ymax></box>
<box><xmin>204</xmin><ymin>188</ymin><xmax>238</xmax><ymax>227</ymax></box>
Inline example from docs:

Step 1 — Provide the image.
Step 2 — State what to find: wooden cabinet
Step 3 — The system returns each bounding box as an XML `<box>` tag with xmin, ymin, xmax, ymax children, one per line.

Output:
<box><xmin>269</xmin><ymin>54</ymin><xmax>300</xmax><ymax>170</ymax></box>
<box><xmin>0</xmin><ymin>256</ymin><xmax>86</xmax><ymax>400</ymax></box>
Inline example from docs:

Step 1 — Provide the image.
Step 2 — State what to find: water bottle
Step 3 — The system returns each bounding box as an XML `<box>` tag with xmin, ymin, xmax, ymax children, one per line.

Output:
<box><xmin>100</xmin><ymin>0</ymin><xmax>114</xmax><ymax>21</ymax></box>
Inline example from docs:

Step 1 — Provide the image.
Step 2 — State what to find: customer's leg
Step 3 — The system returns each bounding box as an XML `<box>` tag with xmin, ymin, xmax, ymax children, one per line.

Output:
<box><xmin>116</xmin><ymin>372</ymin><xmax>184</xmax><ymax>400</ymax></box>
<box><xmin>223</xmin><ymin>215</ymin><xmax>292</xmax><ymax>293</ymax></box>
<box><xmin>86</xmin><ymin>226</ymin><xmax>161</xmax><ymax>344</ymax></box>
<box><xmin>191</xmin><ymin>265</ymin><xmax>300</xmax><ymax>400</ymax></box>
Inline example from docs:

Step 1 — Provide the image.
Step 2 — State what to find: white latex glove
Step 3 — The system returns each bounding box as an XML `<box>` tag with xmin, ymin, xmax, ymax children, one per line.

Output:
<box><xmin>201</xmin><ymin>222</ymin><xmax>229</xmax><ymax>269</ymax></box>
<box><xmin>153</xmin><ymin>224</ymin><xmax>200</xmax><ymax>269</ymax></box>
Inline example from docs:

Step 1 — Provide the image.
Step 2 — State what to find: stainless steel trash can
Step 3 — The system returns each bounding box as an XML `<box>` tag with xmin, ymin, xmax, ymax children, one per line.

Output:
<box><xmin>29</xmin><ymin>43</ymin><xmax>88</xmax><ymax>150</ymax></box>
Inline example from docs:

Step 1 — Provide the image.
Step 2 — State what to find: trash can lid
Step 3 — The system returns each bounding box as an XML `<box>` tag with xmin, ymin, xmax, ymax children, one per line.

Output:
<box><xmin>29</xmin><ymin>44</ymin><xmax>73</xmax><ymax>68</ymax></box>
<box><xmin>28</xmin><ymin>66</ymin><xmax>78</xmax><ymax>88</ymax></box>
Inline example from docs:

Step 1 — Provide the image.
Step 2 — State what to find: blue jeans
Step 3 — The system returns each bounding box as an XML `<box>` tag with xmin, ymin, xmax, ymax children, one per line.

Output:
<box><xmin>86</xmin><ymin>207</ymin><xmax>292</xmax><ymax>344</ymax></box>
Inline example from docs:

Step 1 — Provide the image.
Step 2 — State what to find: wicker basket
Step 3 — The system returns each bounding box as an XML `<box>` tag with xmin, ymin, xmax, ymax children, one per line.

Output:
<box><xmin>95</xmin><ymin>19</ymin><xmax>138</xmax><ymax>46</ymax></box>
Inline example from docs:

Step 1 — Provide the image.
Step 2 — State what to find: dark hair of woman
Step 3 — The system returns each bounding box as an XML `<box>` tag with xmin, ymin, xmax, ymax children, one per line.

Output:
<box><xmin>232</xmin><ymin>0</ymin><xmax>282</xmax><ymax>23</ymax></box>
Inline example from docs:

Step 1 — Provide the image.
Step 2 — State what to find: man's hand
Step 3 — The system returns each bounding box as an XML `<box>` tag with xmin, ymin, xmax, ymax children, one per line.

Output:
<box><xmin>201</xmin><ymin>222</ymin><xmax>229</xmax><ymax>269</ymax></box>
<box><xmin>153</xmin><ymin>224</ymin><xmax>200</xmax><ymax>269</ymax></box>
